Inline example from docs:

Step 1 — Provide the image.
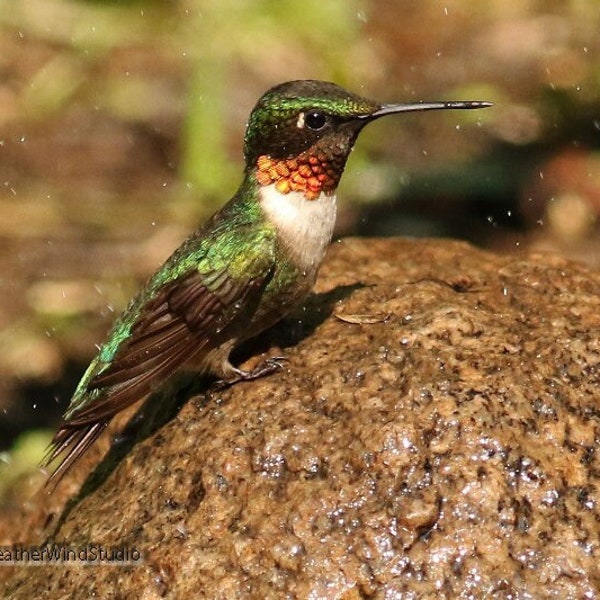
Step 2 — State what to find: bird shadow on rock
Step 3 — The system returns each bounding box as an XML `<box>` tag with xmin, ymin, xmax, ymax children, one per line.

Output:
<box><xmin>45</xmin><ymin>282</ymin><xmax>363</xmax><ymax>540</ymax></box>
<box><xmin>232</xmin><ymin>282</ymin><xmax>365</xmax><ymax>362</ymax></box>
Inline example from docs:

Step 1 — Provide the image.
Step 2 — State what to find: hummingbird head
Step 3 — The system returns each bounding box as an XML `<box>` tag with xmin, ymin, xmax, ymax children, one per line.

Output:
<box><xmin>243</xmin><ymin>80</ymin><xmax>491</xmax><ymax>200</ymax></box>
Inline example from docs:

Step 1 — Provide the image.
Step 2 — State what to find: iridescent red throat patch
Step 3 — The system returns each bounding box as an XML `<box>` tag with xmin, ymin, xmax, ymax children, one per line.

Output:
<box><xmin>255</xmin><ymin>154</ymin><xmax>339</xmax><ymax>200</ymax></box>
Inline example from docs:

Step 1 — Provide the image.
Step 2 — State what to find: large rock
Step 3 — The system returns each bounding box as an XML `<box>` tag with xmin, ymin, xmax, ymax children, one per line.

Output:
<box><xmin>2</xmin><ymin>238</ymin><xmax>599</xmax><ymax>598</ymax></box>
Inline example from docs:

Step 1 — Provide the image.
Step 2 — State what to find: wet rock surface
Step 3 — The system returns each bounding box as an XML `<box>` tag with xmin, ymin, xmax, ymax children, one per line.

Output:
<box><xmin>2</xmin><ymin>237</ymin><xmax>600</xmax><ymax>598</ymax></box>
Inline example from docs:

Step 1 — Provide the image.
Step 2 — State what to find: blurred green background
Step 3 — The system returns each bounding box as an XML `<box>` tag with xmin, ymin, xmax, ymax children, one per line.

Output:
<box><xmin>1</xmin><ymin>0</ymin><xmax>599</xmax><ymax>502</ymax></box>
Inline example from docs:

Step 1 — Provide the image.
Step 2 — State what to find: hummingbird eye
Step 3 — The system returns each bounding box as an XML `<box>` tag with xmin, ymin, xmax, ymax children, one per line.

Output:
<box><xmin>303</xmin><ymin>110</ymin><xmax>328</xmax><ymax>131</ymax></box>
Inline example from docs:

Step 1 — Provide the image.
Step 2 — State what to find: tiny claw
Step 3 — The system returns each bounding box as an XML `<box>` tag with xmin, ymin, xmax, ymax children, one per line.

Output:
<box><xmin>210</xmin><ymin>378</ymin><xmax>232</xmax><ymax>392</ymax></box>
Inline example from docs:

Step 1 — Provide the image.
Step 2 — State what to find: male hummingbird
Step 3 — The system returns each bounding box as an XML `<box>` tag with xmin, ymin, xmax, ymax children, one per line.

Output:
<box><xmin>43</xmin><ymin>80</ymin><xmax>490</xmax><ymax>484</ymax></box>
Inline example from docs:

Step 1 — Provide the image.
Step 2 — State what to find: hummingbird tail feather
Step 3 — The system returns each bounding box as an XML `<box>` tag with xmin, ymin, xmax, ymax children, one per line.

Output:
<box><xmin>42</xmin><ymin>420</ymin><xmax>109</xmax><ymax>488</ymax></box>
<box><xmin>39</xmin><ymin>339</ymin><xmax>202</xmax><ymax>488</ymax></box>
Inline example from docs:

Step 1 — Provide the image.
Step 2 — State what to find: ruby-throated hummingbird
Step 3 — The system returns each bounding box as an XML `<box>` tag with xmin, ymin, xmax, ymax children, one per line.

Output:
<box><xmin>42</xmin><ymin>80</ymin><xmax>490</xmax><ymax>484</ymax></box>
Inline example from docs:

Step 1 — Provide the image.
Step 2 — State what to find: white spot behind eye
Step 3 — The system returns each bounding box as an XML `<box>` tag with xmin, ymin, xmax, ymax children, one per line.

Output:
<box><xmin>296</xmin><ymin>112</ymin><xmax>305</xmax><ymax>129</ymax></box>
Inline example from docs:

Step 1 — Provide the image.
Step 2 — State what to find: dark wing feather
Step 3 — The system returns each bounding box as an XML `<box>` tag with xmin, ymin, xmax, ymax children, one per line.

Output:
<box><xmin>85</xmin><ymin>266</ymin><xmax>270</xmax><ymax>401</ymax></box>
<box><xmin>44</xmin><ymin>256</ymin><xmax>275</xmax><ymax>485</ymax></box>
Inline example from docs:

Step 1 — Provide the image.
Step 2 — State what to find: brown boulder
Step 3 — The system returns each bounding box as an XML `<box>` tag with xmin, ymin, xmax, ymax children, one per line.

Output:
<box><xmin>2</xmin><ymin>238</ymin><xmax>599</xmax><ymax>598</ymax></box>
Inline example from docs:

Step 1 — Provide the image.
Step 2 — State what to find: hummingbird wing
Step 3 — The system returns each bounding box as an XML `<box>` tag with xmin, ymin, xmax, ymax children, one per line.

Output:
<box><xmin>44</xmin><ymin>229</ymin><xmax>277</xmax><ymax>483</ymax></box>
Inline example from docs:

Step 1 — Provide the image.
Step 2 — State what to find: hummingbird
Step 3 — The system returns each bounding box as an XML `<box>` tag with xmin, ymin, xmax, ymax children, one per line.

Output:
<box><xmin>42</xmin><ymin>80</ymin><xmax>491</xmax><ymax>484</ymax></box>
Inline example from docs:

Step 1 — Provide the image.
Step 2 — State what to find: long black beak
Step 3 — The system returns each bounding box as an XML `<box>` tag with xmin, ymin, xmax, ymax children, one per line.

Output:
<box><xmin>361</xmin><ymin>100</ymin><xmax>492</xmax><ymax>120</ymax></box>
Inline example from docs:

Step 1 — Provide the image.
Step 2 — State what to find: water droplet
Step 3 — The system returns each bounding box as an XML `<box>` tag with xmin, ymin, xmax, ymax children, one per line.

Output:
<box><xmin>402</xmin><ymin>437</ymin><xmax>414</xmax><ymax>449</ymax></box>
<box><xmin>541</xmin><ymin>489</ymin><xmax>558</xmax><ymax>506</ymax></box>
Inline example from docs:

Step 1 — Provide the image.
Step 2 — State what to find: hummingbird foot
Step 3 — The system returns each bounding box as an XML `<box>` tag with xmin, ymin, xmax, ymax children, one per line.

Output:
<box><xmin>212</xmin><ymin>357</ymin><xmax>287</xmax><ymax>390</ymax></box>
<box><xmin>238</xmin><ymin>356</ymin><xmax>288</xmax><ymax>380</ymax></box>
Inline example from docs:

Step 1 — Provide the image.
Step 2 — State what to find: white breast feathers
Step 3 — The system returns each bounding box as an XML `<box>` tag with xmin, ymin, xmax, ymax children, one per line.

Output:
<box><xmin>259</xmin><ymin>184</ymin><xmax>337</xmax><ymax>275</ymax></box>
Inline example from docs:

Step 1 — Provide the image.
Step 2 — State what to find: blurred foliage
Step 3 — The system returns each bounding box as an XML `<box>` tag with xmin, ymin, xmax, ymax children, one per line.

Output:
<box><xmin>0</xmin><ymin>430</ymin><xmax>49</xmax><ymax>508</ymax></box>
